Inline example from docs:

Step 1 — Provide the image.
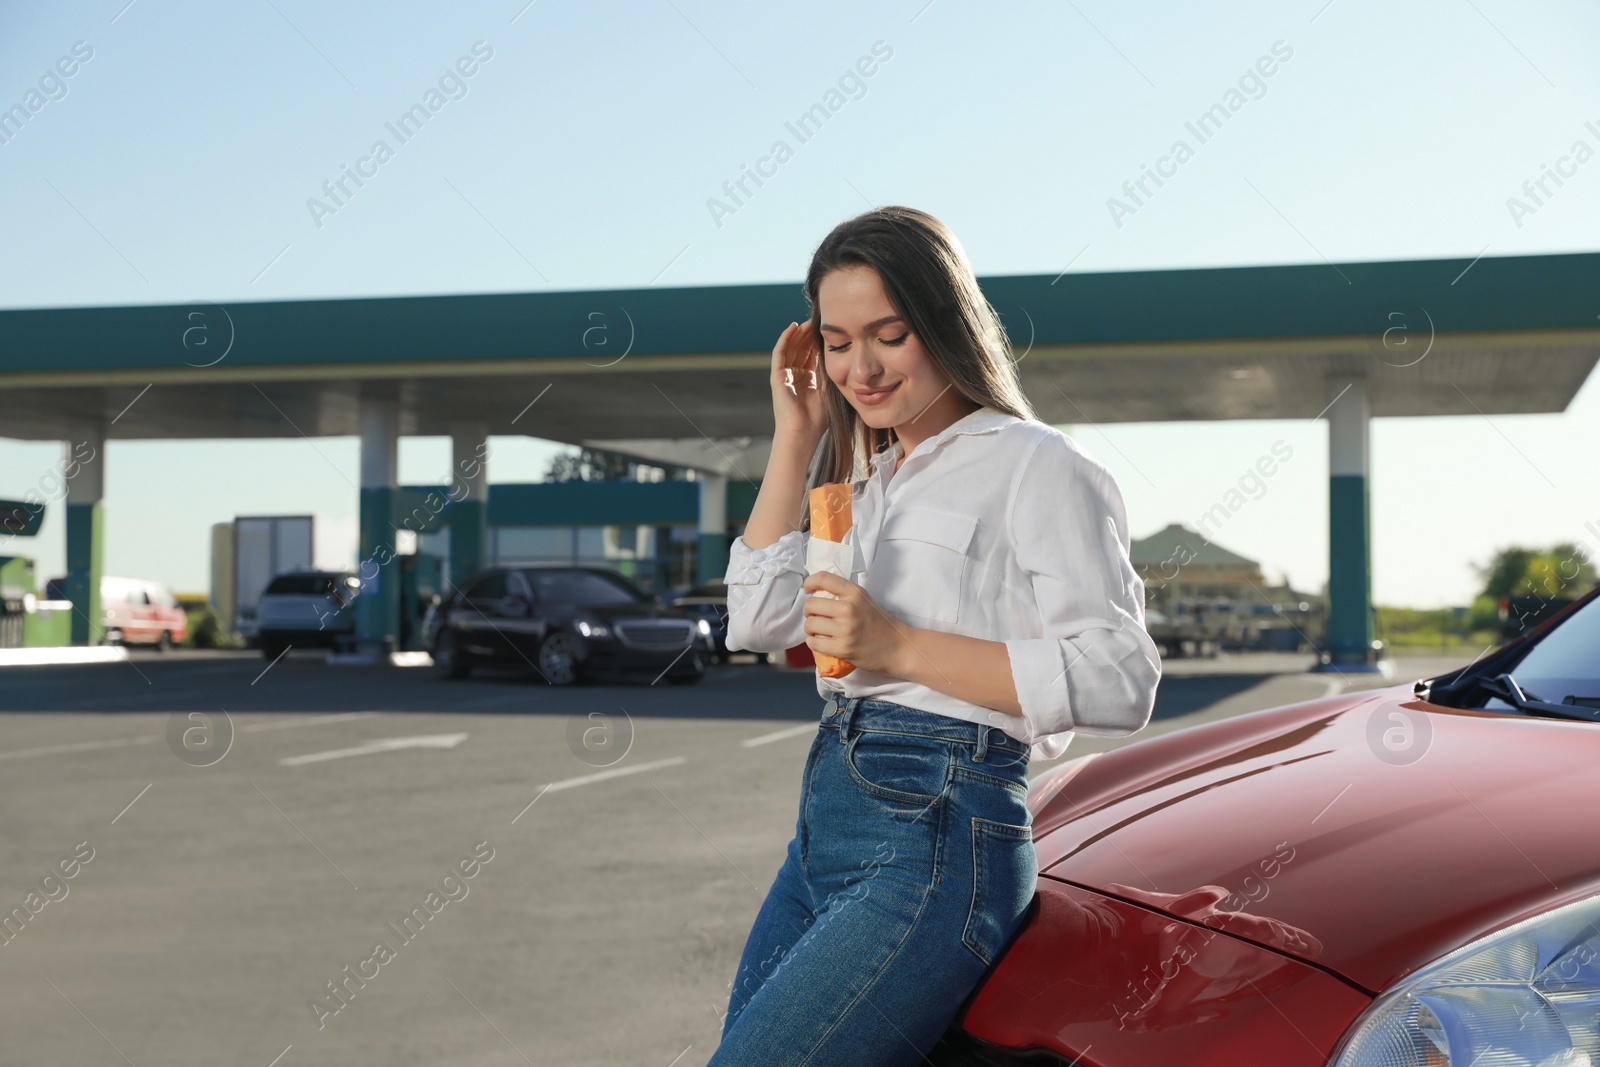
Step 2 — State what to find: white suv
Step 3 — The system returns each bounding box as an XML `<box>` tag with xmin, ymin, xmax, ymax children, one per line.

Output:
<box><xmin>255</xmin><ymin>571</ymin><xmax>360</xmax><ymax>659</ymax></box>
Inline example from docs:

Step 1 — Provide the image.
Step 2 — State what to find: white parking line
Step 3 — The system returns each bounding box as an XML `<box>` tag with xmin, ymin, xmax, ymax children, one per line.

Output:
<box><xmin>542</xmin><ymin>756</ymin><xmax>689</xmax><ymax>796</ymax></box>
<box><xmin>0</xmin><ymin>711</ymin><xmax>387</xmax><ymax>764</ymax></box>
<box><xmin>0</xmin><ymin>736</ymin><xmax>157</xmax><ymax>762</ymax></box>
<box><xmin>240</xmin><ymin>711</ymin><xmax>378</xmax><ymax>733</ymax></box>
<box><xmin>279</xmin><ymin>733</ymin><xmax>469</xmax><ymax>766</ymax></box>
<box><xmin>740</xmin><ymin>723</ymin><xmax>817</xmax><ymax>748</ymax></box>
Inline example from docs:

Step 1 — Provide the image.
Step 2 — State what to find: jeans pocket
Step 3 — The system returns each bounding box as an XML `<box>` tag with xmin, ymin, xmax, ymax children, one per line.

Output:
<box><xmin>953</xmin><ymin>763</ymin><xmax>1031</xmax><ymax>802</ymax></box>
<box><xmin>962</xmin><ymin>817</ymin><xmax>1037</xmax><ymax>967</ymax></box>
<box><xmin>844</xmin><ymin>730</ymin><xmax>951</xmax><ymax>807</ymax></box>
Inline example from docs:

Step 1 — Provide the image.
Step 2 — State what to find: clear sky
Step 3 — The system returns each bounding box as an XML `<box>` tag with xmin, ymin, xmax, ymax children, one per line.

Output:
<box><xmin>2</xmin><ymin>0</ymin><xmax>1598</xmax><ymax>607</ymax></box>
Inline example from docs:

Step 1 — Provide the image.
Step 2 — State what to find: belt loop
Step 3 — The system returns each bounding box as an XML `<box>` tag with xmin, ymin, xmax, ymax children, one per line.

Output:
<box><xmin>838</xmin><ymin>696</ymin><xmax>856</xmax><ymax>743</ymax></box>
<box><xmin>974</xmin><ymin>724</ymin><xmax>990</xmax><ymax>763</ymax></box>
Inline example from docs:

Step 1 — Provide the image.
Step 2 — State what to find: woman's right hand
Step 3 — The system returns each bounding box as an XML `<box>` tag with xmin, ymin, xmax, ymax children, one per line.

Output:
<box><xmin>770</xmin><ymin>320</ymin><xmax>827</xmax><ymax>446</ymax></box>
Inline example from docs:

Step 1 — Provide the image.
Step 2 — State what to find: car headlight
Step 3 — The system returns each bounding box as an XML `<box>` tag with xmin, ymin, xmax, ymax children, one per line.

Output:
<box><xmin>575</xmin><ymin>619</ymin><xmax>609</xmax><ymax>638</ymax></box>
<box><xmin>696</xmin><ymin>618</ymin><xmax>713</xmax><ymax>636</ymax></box>
<box><xmin>1331</xmin><ymin>893</ymin><xmax>1600</xmax><ymax>1066</ymax></box>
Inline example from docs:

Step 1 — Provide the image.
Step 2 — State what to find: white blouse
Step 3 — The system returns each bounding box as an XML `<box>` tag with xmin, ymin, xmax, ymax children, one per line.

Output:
<box><xmin>723</xmin><ymin>405</ymin><xmax>1161</xmax><ymax>761</ymax></box>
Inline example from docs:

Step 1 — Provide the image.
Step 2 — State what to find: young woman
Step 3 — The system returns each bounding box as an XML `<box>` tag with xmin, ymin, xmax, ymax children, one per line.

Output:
<box><xmin>709</xmin><ymin>206</ymin><xmax>1161</xmax><ymax>1066</ymax></box>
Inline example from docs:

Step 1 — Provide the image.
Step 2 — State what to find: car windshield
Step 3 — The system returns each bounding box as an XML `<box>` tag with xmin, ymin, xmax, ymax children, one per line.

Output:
<box><xmin>525</xmin><ymin>570</ymin><xmax>640</xmax><ymax>606</ymax></box>
<box><xmin>265</xmin><ymin>574</ymin><xmax>344</xmax><ymax>596</ymax></box>
<box><xmin>1492</xmin><ymin>594</ymin><xmax>1600</xmax><ymax>706</ymax></box>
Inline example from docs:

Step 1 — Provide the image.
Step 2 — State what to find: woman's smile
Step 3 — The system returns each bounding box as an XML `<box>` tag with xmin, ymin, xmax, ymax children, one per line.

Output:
<box><xmin>852</xmin><ymin>382</ymin><xmax>900</xmax><ymax>406</ymax></box>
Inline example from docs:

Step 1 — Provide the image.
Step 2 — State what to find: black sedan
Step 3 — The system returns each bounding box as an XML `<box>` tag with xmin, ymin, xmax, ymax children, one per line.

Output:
<box><xmin>425</xmin><ymin>566</ymin><xmax>712</xmax><ymax>685</ymax></box>
<box><xmin>669</xmin><ymin>580</ymin><xmax>769</xmax><ymax>665</ymax></box>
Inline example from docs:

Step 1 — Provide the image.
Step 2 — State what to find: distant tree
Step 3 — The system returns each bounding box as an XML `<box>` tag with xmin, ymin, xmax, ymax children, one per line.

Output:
<box><xmin>1520</xmin><ymin>543</ymin><xmax>1598</xmax><ymax>597</ymax></box>
<box><xmin>1473</xmin><ymin>543</ymin><xmax>1597</xmax><ymax>601</ymax></box>
<box><xmin>543</xmin><ymin>447</ymin><xmax>688</xmax><ymax>483</ymax></box>
<box><xmin>1474</xmin><ymin>547</ymin><xmax>1539</xmax><ymax>600</ymax></box>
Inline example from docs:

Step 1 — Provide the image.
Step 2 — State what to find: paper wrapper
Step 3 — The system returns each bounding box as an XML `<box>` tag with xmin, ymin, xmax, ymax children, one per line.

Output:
<box><xmin>807</xmin><ymin>483</ymin><xmax>856</xmax><ymax>679</ymax></box>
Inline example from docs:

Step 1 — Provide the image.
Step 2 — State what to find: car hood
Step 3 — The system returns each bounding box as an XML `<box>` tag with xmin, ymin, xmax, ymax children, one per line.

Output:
<box><xmin>1032</xmin><ymin>686</ymin><xmax>1600</xmax><ymax>992</ymax></box>
<box><xmin>960</xmin><ymin>879</ymin><xmax>1370</xmax><ymax>1064</ymax></box>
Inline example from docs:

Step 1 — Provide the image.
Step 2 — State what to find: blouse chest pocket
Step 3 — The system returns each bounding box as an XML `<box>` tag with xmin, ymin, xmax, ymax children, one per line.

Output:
<box><xmin>867</xmin><ymin>505</ymin><xmax>978</xmax><ymax>627</ymax></box>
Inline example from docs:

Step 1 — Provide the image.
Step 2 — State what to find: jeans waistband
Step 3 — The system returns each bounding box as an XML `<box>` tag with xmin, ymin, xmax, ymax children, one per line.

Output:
<box><xmin>822</xmin><ymin>693</ymin><xmax>1030</xmax><ymax>762</ymax></box>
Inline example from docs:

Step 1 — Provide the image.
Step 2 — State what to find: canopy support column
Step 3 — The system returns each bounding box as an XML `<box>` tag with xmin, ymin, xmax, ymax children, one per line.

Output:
<box><xmin>1322</xmin><ymin>374</ymin><xmax>1380</xmax><ymax>671</ymax></box>
<box><xmin>65</xmin><ymin>424</ymin><xmax>105</xmax><ymax>646</ymax></box>
<box><xmin>357</xmin><ymin>396</ymin><xmax>399</xmax><ymax>659</ymax></box>
<box><xmin>449</xmin><ymin>423</ymin><xmax>489</xmax><ymax>592</ymax></box>
<box><xmin>697</xmin><ymin>473</ymin><xmax>728</xmax><ymax>585</ymax></box>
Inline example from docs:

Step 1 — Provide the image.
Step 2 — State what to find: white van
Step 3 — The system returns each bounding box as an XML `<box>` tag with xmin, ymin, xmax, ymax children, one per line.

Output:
<box><xmin>101</xmin><ymin>576</ymin><xmax>187</xmax><ymax>649</ymax></box>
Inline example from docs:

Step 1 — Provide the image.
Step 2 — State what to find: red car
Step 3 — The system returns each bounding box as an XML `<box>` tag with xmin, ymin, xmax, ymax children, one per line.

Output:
<box><xmin>934</xmin><ymin>582</ymin><xmax>1600</xmax><ymax>1066</ymax></box>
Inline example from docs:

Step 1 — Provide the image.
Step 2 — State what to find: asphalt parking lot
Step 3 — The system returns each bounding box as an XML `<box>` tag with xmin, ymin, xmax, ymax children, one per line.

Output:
<box><xmin>0</xmin><ymin>650</ymin><xmax>1472</xmax><ymax>1067</ymax></box>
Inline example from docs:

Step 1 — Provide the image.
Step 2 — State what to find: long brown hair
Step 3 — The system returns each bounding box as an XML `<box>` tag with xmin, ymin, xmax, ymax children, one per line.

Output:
<box><xmin>799</xmin><ymin>206</ymin><xmax>1036</xmax><ymax>529</ymax></box>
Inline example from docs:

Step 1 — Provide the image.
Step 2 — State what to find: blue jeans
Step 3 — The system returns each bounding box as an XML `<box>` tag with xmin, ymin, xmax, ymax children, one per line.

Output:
<box><xmin>709</xmin><ymin>694</ymin><xmax>1038</xmax><ymax>1066</ymax></box>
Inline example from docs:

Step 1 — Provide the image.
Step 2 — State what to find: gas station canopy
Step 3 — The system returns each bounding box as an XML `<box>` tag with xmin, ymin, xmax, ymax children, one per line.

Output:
<box><xmin>0</xmin><ymin>250</ymin><xmax>1596</xmax><ymax>455</ymax></box>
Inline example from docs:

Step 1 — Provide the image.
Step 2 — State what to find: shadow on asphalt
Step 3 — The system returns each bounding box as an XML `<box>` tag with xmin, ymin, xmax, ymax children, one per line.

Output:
<box><xmin>0</xmin><ymin>652</ymin><xmax>1299</xmax><ymax>725</ymax></box>
<box><xmin>1148</xmin><ymin>672</ymin><xmax>1290</xmax><ymax>721</ymax></box>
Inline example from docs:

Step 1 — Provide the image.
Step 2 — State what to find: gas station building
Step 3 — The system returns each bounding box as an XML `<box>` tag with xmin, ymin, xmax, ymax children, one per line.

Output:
<box><xmin>2</xmin><ymin>250</ymin><xmax>1596</xmax><ymax>668</ymax></box>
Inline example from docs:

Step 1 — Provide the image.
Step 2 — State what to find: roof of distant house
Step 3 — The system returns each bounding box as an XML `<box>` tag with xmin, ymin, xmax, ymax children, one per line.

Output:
<box><xmin>1131</xmin><ymin>523</ymin><xmax>1256</xmax><ymax>567</ymax></box>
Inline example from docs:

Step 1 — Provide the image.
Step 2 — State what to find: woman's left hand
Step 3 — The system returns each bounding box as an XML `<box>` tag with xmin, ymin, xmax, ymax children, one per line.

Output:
<box><xmin>802</xmin><ymin>571</ymin><xmax>909</xmax><ymax>675</ymax></box>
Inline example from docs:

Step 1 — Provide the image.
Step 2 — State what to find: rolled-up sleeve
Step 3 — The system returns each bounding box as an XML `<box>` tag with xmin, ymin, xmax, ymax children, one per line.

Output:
<box><xmin>1003</xmin><ymin>434</ymin><xmax>1161</xmax><ymax>739</ymax></box>
<box><xmin>723</xmin><ymin>529</ymin><xmax>809</xmax><ymax>653</ymax></box>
